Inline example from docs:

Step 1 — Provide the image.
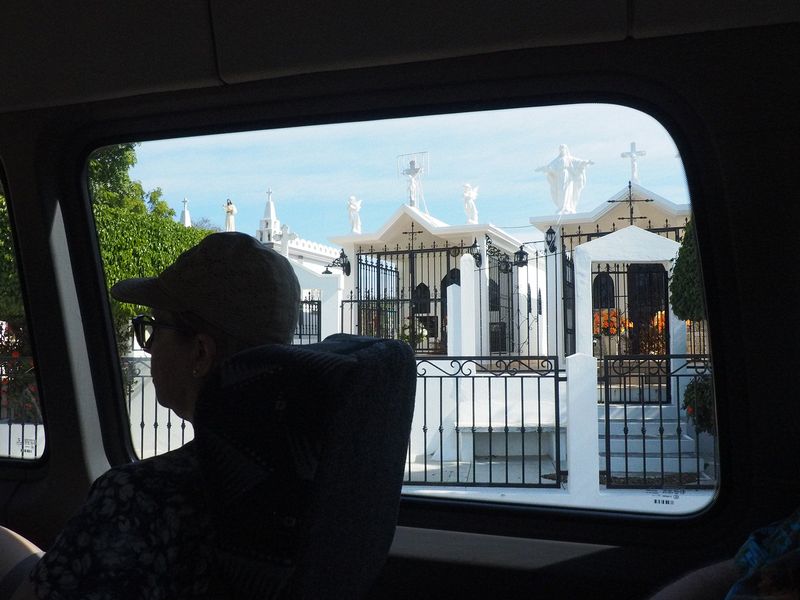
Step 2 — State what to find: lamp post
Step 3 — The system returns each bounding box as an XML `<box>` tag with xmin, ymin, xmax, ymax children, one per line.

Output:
<box><xmin>323</xmin><ymin>249</ymin><xmax>351</xmax><ymax>276</ymax></box>
<box><xmin>513</xmin><ymin>245</ymin><xmax>529</xmax><ymax>268</ymax></box>
<box><xmin>468</xmin><ymin>238</ymin><xmax>482</xmax><ymax>268</ymax></box>
<box><xmin>545</xmin><ymin>226</ymin><xmax>557</xmax><ymax>253</ymax></box>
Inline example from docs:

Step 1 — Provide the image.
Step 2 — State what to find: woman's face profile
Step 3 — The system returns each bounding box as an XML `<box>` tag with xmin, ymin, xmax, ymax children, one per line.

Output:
<box><xmin>149</xmin><ymin>310</ymin><xmax>199</xmax><ymax>421</ymax></box>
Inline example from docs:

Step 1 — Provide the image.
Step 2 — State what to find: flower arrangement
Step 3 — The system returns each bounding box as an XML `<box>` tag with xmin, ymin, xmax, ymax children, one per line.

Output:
<box><xmin>682</xmin><ymin>375</ymin><xmax>715</xmax><ymax>435</ymax></box>
<box><xmin>399</xmin><ymin>317</ymin><xmax>428</xmax><ymax>349</ymax></box>
<box><xmin>592</xmin><ymin>309</ymin><xmax>633</xmax><ymax>337</ymax></box>
<box><xmin>651</xmin><ymin>310</ymin><xmax>666</xmax><ymax>333</ymax></box>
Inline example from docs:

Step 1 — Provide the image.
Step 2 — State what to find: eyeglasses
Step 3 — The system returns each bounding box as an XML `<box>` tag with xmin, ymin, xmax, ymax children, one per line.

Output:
<box><xmin>131</xmin><ymin>314</ymin><xmax>190</xmax><ymax>352</ymax></box>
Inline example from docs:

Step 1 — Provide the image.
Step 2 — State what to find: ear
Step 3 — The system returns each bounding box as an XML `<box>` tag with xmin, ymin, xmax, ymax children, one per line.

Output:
<box><xmin>191</xmin><ymin>333</ymin><xmax>218</xmax><ymax>378</ymax></box>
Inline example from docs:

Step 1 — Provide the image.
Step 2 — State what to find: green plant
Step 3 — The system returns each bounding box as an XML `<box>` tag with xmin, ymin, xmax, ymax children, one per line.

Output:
<box><xmin>670</xmin><ymin>217</ymin><xmax>706</xmax><ymax>322</ymax></box>
<box><xmin>399</xmin><ymin>317</ymin><xmax>428</xmax><ymax>349</ymax></box>
<box><xmin>682</xmin><ymin>375</ymin><xmax>715</xmax><ymax>435</ymax></box>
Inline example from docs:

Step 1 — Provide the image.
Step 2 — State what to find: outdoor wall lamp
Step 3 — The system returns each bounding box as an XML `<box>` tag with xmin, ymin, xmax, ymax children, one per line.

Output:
<box><xmin>513</xmin><ymin>245</ymin><xmax>529</xmax><ymax>268</ymax></box>
<box><xmin>498</xmin><ymin>256</ymin><xmax>512</xmax><ymax>274</ymax></box>
<box><xmin>468</xmin><ymin>238</ymin><xmax>482</xmax><ymax>268</ymax></box>
<box><xmin>545</xmin><ymin>226</ymin><xmax>557</xmax><ymax>253</ymax></box>
<box><xmin>323</xmin><ymin>249</ymin><xmax>351</xmax><ymax>276</ymax></box>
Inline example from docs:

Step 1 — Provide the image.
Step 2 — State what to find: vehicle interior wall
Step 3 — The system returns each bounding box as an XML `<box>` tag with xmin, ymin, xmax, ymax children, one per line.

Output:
<box><xmin>0</xmin><ymin>6</ymin><xmax>797</xmax><ymax>597</ymax></box>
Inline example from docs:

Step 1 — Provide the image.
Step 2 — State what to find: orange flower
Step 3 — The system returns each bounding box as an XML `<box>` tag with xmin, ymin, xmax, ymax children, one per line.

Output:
<box><xmin>593</xmin><ymin>308</ymin><xmax>631</xmax><ymax>336</ymax></box>
<box><xmin>652</xmin><ymin>311</ymin><xmax>666</xmax><ymax>333</ymax></box>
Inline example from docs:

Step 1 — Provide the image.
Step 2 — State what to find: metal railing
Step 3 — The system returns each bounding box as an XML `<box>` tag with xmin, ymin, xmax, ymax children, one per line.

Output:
<box><xmin>1</xmin><ymin>354</ymin><xmax>44</xmax><ymax>459</ymax></box>
<box><xmin>406</xmin><ymin>355</ymin><xmax>564</xmax><ymax>488</ymax></box>
<box><xmin>600</xmin><ymin>354</ymin><xmax>716</xmax><ymax>489</ymax></box>
<box><xmin>122</xmin><ymin>357</ymin><xmax>194</xmax><ymax>459</ymax></box>
<box><xmin>121</xmin><ymin>353</ymin><xmax>566</xmax><ymax>488</ymax></box>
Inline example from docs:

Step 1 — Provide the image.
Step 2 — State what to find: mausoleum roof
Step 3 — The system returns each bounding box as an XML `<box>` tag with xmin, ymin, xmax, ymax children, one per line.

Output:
<box><xmin>529</xmin><ymin>182</ymin><xmax>690</xmax><ymax>231</ymax></box>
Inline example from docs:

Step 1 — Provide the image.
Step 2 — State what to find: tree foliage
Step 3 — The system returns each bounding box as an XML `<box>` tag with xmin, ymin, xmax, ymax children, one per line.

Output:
<box><xmin>1</xmin><ymin>144</ymin><xmax>212</xmax><ymax>359</ymax></box>
<box><xmin>0</xmin><ymin>194</ymin><xmax>29</xmax><ymax>355</ymax></box>
<box><xmin>94</xmin><ymin>202</ymin><xmax>210</xmax><ymax>351</ymax></box>
<box><xmin>669</xmin><ymin>217</ymin><xmax>706</xmax><ymax>321</ymax></box>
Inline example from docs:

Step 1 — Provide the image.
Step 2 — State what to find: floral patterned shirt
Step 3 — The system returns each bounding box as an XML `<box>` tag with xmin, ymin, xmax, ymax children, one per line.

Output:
<box><xmin>726</xmin><ymin>505</ymin><xmax>800</xmax><ymax>598</ymax></box>
<box><xmin>32</xmin><ymin>442</ymin><xmax>217</xmax><ymax>600</ymax></box>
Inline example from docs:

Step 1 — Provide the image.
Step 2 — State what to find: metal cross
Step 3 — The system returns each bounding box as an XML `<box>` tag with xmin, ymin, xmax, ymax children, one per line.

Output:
<box><xmin>620</xmin><ymin>141</ymin><xmax>646</xmax><ymax>183</ymax></box>
<box><xmin>401</xmin><ymin>222</ymin><xmax>421</xmax><ymax>245</ymax></box>
<box><xmin>608</xmin><ymin>181</ymin><xmax>653</xmax><ymax>226</ymax></box>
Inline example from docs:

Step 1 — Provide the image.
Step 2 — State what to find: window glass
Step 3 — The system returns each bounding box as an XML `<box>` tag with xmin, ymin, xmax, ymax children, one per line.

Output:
<box><xmin>0</xmin><ymin>179</ymin><xmax>45</xmax><ymax>459</ymax></box>
<box><xmin>90</xmin><ymin>104</ymin><xmax>716</xmax><ymax>513</ymax></box>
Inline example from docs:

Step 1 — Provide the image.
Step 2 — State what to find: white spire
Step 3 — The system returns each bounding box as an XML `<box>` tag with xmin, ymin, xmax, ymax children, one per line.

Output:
<box><xmin>264</xmin><ymin>188</ymin><xmax>277</xmax><ymax>220</ymax></box>
<box><xmin>256</xmin><ymin>188</ymin><xmax>282</xmax><ymax>244</ymax></box>
<box><xmin>180</xmin><ymin>197</ymin><xmax>191</xmax><ymax>227</ymax></box>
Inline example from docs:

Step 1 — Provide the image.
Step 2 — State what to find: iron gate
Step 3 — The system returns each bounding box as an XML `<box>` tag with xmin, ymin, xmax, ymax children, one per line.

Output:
<box><xmin>343</xmin><ymin>241</ymin><xmax>469</xmax><ymax>354</ymax></box>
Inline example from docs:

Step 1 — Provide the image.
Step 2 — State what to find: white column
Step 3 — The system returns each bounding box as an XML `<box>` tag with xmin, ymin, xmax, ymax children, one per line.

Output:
<box><xmin>320</xmin><ymin>275</ymin><xmax>344</xmax><ymax>340</ymax></box>
<box><xmin>573</xmin><ymin>246</ymin><xmax>594</xmax><ymax>356</ymax></box>
<box><xmin>668</xmin><ymin>272</ymin><xmax>688</xmax><ymax>405</ymax></box>
<box><xmin>459</xmin><ymin>253</ymin><xmax>478</xmax><ymax>356</ymax></box>
<box><xmin>545</xmin><ymin>248</ymin><xmax>563</xmax><ymax>358</ymax></box>
<box><xmin>566</xmin><ymin>352</ymin><xmax>600</xmax><ymax>499</ymax></box>
<box><xmin>447</xmin><ymin>285</ymin><xmax>461</xmax><ymax>356</ymax></box>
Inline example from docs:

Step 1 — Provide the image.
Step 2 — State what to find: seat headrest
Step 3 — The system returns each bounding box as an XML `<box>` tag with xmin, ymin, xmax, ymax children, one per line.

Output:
<box><xmin>193</xmin><ymin>334</ymin><xmax>416</xmax><ymax>599</ymax></box>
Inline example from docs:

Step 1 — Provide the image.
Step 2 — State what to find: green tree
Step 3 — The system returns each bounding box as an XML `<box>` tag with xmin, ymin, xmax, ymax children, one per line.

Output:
<box><xmin>87</xmin><ymin>144</ymin><xmax>210</xmax><ymax>354</ymax></box>
<box><xmin>0</xmin><ymin>196</ymin><xmax>23</xmax><ymax>333</ymax></box>
<box><xmin>93</xmin><ymin>202</ymin><xmax>210</xmax><ymax>354</ymax></box>
<box><xmin>669</xmin><ymin>217</ymin><xmax>706</xmax><ymax>321</ymax></box>
<box><xmin>3</xmin><ymin>144</ymin><xmax>212</xmax><ymax>357</ymax></box>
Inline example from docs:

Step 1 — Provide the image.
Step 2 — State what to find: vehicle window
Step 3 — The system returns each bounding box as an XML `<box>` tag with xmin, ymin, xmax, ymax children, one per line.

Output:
<box><xmin>90</xmin><ymin>104</ymin><xmax>716</xmax><ymax>513</ymax></box>
<box><xmin>0</xmin><ymin>179</ymin><xmax>45</xmax><ymax>459</ymax></box>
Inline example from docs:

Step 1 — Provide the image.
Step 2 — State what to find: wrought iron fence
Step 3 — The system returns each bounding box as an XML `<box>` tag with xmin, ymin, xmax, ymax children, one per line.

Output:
<box><xmin>340</xmin><ymin>294</ymin><xmax>447</xmax><ymax>354</ymax></box>
<box><xmin>561</xmin><ymin>220</ymin><xmax>687</xmax><ymax>253</ymax></box>
<box><xmin>686</xmin><ymin>320</ymin><xmax>709</xmax><ymax>354</ymax></box>
<box><xmin>122</xmin><ymin>357</ymin><xmax>194</xmax><ymax>459</ymax></box>
<box><xmin>121</xmin><ymin>352</ymin><xmax>566</xmax><ymax>489</ymax></box>
<box><xmin>600</xmin><ymin>353</ymin><xmax>716</xmax><ymax>489</ymax></box>
<box><xmin>1</xmin><ymin>354</ymin><xmax>44</xmax><ymax>459</ymax></box>
<box><xmin>295</xmin><ymin>298</ymin><xmax>321</xmax><ymax>345</ymax></box>
<box><xmin>405</xmin><ymin>355</ymin><xmax>564</xmax><ymax>488</ymax></box>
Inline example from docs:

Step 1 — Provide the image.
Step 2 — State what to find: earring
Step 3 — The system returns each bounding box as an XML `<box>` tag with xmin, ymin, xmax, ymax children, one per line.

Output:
<box><xmin>192</xmin><ymin>368</ymin><xmax>199</xmax><ymax>377</ymax></box>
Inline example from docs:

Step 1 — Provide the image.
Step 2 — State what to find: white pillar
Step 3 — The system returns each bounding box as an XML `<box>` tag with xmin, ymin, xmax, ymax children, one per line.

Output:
<box><xmin>573</xmin><ymin>246</ymin><xmax>594</xmax><ymax>356</ymax></box>
<box><xmin>447</xmin><ymin>285</ymin><xmax>461</xmax><ymax>356</ymax></box>
<box><xmin>459</xmin><ymin>254</ymin><xmax>478</xmax><ymax>356</ymax></box>
<box><xmin>545</xmin><ymin>248</ymin><xmax>563</xmax><ymax>358</ymax></box>
<box><xmin>320</xmin><ymin>276</ymin><xmax>344</xmax><ymax>340</ymax></box>
<box><xmin>566</xmin><ymin>352</ymin><xmax>600</xmax><ymax>499</ymax></box>
<box><xmin>668</xmin><ymin>290</ymin><xmax>688</xmax><ymax>405</ymax></box>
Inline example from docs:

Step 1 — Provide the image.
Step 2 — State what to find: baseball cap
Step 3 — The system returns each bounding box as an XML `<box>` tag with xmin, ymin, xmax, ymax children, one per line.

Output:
<box><xmin>110</xmin><ymin>232</ymin><xmax>300</xmax><ymax>346</ymax></box>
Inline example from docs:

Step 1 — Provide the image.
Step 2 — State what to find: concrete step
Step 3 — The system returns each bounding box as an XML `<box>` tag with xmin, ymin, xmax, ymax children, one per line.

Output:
<box><xmin>600</xmin><ymin>453</ymin><xmax>704</xmax><ymax>473</ymax></box>
<box><xmin>599</xmin><ymin>404</ymin><xmax>684</xmax><ymax>420</ymax></box>
<box><xmin>602</xmin><ymin>434</ymin><xmax>696</xmax><ymax>454</ymax></box>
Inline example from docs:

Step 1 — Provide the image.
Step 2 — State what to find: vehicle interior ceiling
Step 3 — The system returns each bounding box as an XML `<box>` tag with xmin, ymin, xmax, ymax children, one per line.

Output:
<box><xmin>0</xmin><ymin>3</ymin><xmax>798</xmax><ymax>598</ymax></box>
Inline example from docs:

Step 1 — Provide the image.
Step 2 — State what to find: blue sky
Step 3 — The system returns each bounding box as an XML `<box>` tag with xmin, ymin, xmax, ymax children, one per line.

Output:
<box><xmin>129</xmin><ymin>103</ymin><xmax>688</xmax><ymax>245</ymax></box>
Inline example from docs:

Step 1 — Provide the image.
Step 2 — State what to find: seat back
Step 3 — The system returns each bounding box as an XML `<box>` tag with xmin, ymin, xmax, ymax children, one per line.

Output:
<box><xmin>0</xmin><ymin>526</ymin><xmax>43</xmax><ymax>600</ymax></box>
<box><xmin>194</xmin><ymin>334</ymin><xmax>416</xmax><ymax>599</ymax></box>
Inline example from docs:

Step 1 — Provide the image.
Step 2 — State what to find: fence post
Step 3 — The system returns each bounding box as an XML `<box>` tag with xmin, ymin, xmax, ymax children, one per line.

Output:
<box><xmin>566</xmin><ymin>352</ymin><xmax>600</xmax><ymax>499</ymax></box>
<box><xmin>447</xmin><ymin>285</ymin><xmax>461</xmax><ymax>356</ymax></box>
<box><xmin>459</xmin><ymin>254</ymin><xmax>478</xmax><ymax>356</ymax></box>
